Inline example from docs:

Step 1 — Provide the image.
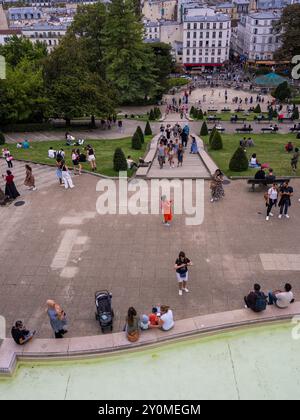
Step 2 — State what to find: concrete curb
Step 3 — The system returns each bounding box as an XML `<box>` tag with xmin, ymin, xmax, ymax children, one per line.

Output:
<box><xmin>1</xmin><ymin>304</ymin><xmax>299</xmax><ymax>377</ymax></box>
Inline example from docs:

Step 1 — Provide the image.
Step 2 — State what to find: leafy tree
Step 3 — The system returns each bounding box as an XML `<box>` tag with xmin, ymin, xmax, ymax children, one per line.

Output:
<box><xmin>132</xmin><ymin>130</ymin><xmax>142</xmax><ymax>149</ymax></box>
<box><xmin>44</xmin><ymin>34</ymin><xmax>114</xmax><ymax>126</ymax></box>
<box><xmin>136</xmin><ymin>125</ymin><xmax>144</xmax><ymax>143</ymax></box>
<box><xmin>113</xmin><ymin>147</ymin><xmax>127</xmax><ymax>171</ymax></box>
<box><xmin>0</xmin><ymin>36</ymin><xmax>47</xmax><ymax>67</ymax></box>
<box><xmin>144</xmin><ymin>120</ymin><xmax>152</xmax><ymax>135</ymax></box>
<box><xmin>210</xmin><ymin>131</ymin><xmax>223</xmax><ymax>150</ymax></box>
<box><xmin>229</xmin><ymin>147</ymin><xmax>249</xmax><ymax>172</ymax></box>
<box><xmin>273</xmin><ymin>81</ymin><xmax>291</xmax><ymax>102</ymax></box>
<box><xmin>104</xmin><ymin>0</ymin><xmax>158</xmax><ymax>104</ymax></box>
<box><xmin>274</xmin><ymin>4</ymin><xmax>300</xmax><ymax>61</ymax></box>
<box><xmin>148</xmin><ymin>42</ymin><xmax>174</xmax><ymax>98</ymax></box>
<box><xmin>200</xmin><ymin>121</ymin><xmax>208</xmax><ymax>136</ymax></box>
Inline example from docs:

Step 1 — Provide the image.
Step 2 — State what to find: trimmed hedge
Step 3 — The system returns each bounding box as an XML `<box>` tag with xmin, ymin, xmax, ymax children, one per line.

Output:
<box><xmin>136</xmin><ymin>125</ymin><xmax>144</xmax><ymax>144</ymax></box>
<box><xmin>144</xmin><ymin>120</ymin><xmax>152</xmax><ymax>135</ymax></box>
<box><xmin>210</xmin><ymin>131</ymin><xmax>223</xmax><ymax>150</ymax></box>
<box><xmin>113</xmin><ymin>147</ymin><xmax>128</xmax><ymax>172</ymax></box>
<box><xmin>200</xmin><ymin>121</ymin><xmax>208</xmax><ymax>136</ymax></box>
<box><xmin>131</xmin><ymin>130</ymin><xmax>142</xmax><ymax>150</ymax></box>
<box><xmin>229</xmin><ymin>147</ymin><xmax>249</xmax><ymax>172</ymax></box>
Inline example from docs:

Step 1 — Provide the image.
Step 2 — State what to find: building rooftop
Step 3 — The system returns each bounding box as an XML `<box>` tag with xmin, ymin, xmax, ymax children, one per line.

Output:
<box><xmin>217</xmin><ymin>3</ymin><xmax>234</xmax><ymax>8</ymax></box>
<box><xmin>184</xmin><ymin>14</ymin><xmax>231</xmax><ymax>22</ymax></box>
<box><xmin>248</xmin><ymin>11</ymin><xmax>281</xmax><ymax>19</ymax></box>
<box><xmin>21</xmin><ymin>22</ymin><xmax>70</xmax><ymax>31</ymax></box>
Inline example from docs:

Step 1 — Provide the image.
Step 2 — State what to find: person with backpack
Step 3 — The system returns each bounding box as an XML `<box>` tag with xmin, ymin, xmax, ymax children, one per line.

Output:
<box><xmin>174</xmin><ymin>251</ymin><xmax>193</xmax><ymax>296</ymax></box>
<box><xmin>244</xmin><ymin>283</ymin><xmax>267</xmax><ymax>312</ymax></box>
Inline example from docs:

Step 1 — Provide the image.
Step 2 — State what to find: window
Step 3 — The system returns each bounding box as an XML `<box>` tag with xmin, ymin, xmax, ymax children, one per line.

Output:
<box><xmin>186</xmin><ymin>49</ymin><xmax>190</xmax><ymax>56</ymax></box>
<box><xmin>217</xmin><ymin>57</ymin><xmax>221</xmax><ymax>63</ymax></box>
<box><xmin>219</xmin><ymin>31</ymin><xmax>222</xmax><ymax>38</ymax></box>
<box><xmin>212</xmin><ymin>42</ymin><xmax>215</xmax><ymax>47</ymax></box>
<box><xmin>207</xmin><ymin>23</ymin><xmax>210</xmax><ymax>29</ymax></box>
<box><xmin>194</xmin><ymin>23</ymin><xmax>197</xmax><ymax>29</ymax></box>
<box><xmin>186</xmin><ymin>57</ymin><xmax>190</xmax><ymax>63</ymax></box>
<box><xmin>193</xmin><ymin>32</ymin><xmax>197</xmax><ymax>38</ymax></box>
<box><xmin>255</xmin><ymin>20</ymin><xmax>258</xmax><ymax>25</ymax></box>
<box><xmin>220</xmin><ymin>23</ymin><xmax>223</xmax><ymax>29</ymax></box>
<box><xmin>187</xmin><ymin>41</ymin><xmax>190</xmax><ymax>47</ymax></box>
<box><xmin>254</xmin><ymin>28</ymin><xmax>257</xmax><ymax>34</ymax></box>
<box><xmin>187</xmin><ymin>23</ymin><xmax>190</xmax><ymax>30</ymax></box>
<box><xmin>193</xmin><ymin>57</ymin><xmax>196</xmax><ymax>63</ymax></box>
<box><xmin>212</xmin><ymin>32</ymin><xmax>216</xmax><ymax>39</ymax></box>
<box><xmin>187</xmin><ymin>32</ymin><xmax>190</xmax><ymax>39</ymax></box>
<box><xmin>253</xmin><ymin>37</ymin><xmax>256</xmax><ymax>43</ymax></box>
<box><xmin>200</xmin><ymin>32</ymin><xmax>203</xmax><ymax>39</ymax></box>
<box><xmin>154</xmin><ymin>28</ymin><xmax>157</xmax><ymax>32</ymax></box>
<box><xmin>200</xmin><ymin>23</ymin><xmax>203</xmax><ymax>29</ymax></box>
<box><xmin>150</xmin><ymin>34</ymin><xmax>152</xmax><ymax>39</ymax></box>
<box><xmin>205</xmin><ymin>57</ymin><xmax>208</xmax><ymax>63</ymax></box>
<box><xmin>211</xmin><ymin>57</ymin><xmax>215</xmax><ymax>63</ymax></box>
<box><xmin>268</xmin><ymin>37</ymin><xmax>272</xmax><ymax>44</ymax></box>
<box><xmin>193</xmin><ymin>49</ymin><xmax>196</xmax><ymax>55</ymax></box>
<box><xmin>213</xmin><ymin>23</ymin><xmax>216</xmax><ymax>29</ymax></box>
<box><xmin>218</xmin><ymin>49</ymin><xmax>222</xmax><ymax>55</ymax></box>
<box><xmin>199</xmin><ymin>41</ymin><xmax>203</xmax><ymax>47</ymax></box>
<box><xmin>206</xmin><ymin>32</ymin><xmax>209</xmax><ymax>38</ymax></box>
<box><xmin>193</xmin><ymin>41</ymin><xmax>196</xmax><ymax>47</ymax></box>
<box><xmin>211</xmin><ymin>49</ymin><xmax>215</xmax><ymax>55</ymax></box>
<box><xmin>205</xmin><ymin>40</ymin><xmax>209</xmax><ymax>47</ymax></box>
<box><xmin>205</xmin><ymin>49</ymin><xmax>208</xmax><ymax>56</ymax></box>
<box><xmin>218</xmin><ymin>40</ymin><xmax>222</xmax><ymax>47</ymax></box>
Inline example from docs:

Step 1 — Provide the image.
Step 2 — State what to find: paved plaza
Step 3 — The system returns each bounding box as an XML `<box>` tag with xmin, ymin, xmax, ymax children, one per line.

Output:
<box><xmin>1</xmin><ymin>169</ymin><xmax>300</xmax><ymax>338</ymax></box>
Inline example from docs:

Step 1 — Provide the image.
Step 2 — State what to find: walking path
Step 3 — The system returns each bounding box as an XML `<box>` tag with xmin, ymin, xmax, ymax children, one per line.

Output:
<box><xmin>0</xmin><ymin>159</ymin><xmax>57</xmax><ymax>197</ymax></box>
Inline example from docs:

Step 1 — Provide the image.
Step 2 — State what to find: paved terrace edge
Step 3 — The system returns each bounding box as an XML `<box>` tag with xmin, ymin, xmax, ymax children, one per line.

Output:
<box><xmin>1</xmin><ymin>304</ymin><xmax>299</xmax><ymax>377</ymax></box>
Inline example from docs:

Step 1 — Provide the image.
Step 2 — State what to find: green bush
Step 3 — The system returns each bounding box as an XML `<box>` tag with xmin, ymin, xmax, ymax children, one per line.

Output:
<box><xmin>190</xmin><ymin>106</ymin><xmax>195</xmax><ymax>118</ymax></box>
<box><xmin>131</xmin><ymin>130</ymin><xmax>142</xmax><ymax>150</ymax></box>
<box><xmin>144</xmin><ymin>120</ymin><xmax>152</xmax><ymax>135</ymax></box>
<box><xmin>154</xmin><ymin>107</ymin><xmax>161</xmax><ymax>119</ymax></box>
<box><xmin>229</xmin><ymin>147</ymin><xmax>249</xmax><ymax>172</ymax></box>
<box><xmin>166</xmin><ymin>77</ymin><xmax>189</xmax><ymax>89</ymax></box>
<box><xmin>0</xmin><ymin>132</ymin><xmax>5</xmax><ymax>145</ymax></box>
<box><xmin>292</xmin><ymin>107</ymin><xmax>299</xmax><ymax>120</ymax></box>
<box><xmin>210</xmin><ymin>131</ymin><xmax>223</xmax><ymax>150</ymax></box>
<box><xmin>209</xmin><ymin>126</ymin><xmax>217</xmax><ymax>145</ymax></box>
<box><xmin>200</xmin><ymin>121</ymin><xmax>208</xmax><ymax>136</ymax></box>
<box><xmin>273</xmin><ymin>81</ymin><xmax>291</xmax><ymax>101</ymax></box>
<box><xmin>113</xmin><ymin>147</ymin><xmax>127</xmax><ymax>172</ymax></box>
<box><xmin>136</xmin><ymin>125</ymin><xmax>144</xmax><ymax>144</ymax></box>
<box><xmin>149</xmin><ymin>109</ymin><xmax>155</xmax><ymax>121</ymax></box>
<box><xmin>198</xmin><ymin>109</ymin><xmax>204</xmax><ymax>120</ymax></box>
<box><xmin>272</xmin><ymin>109</ymin><xmax>278</xmax><ymax>118</ymax></box>
<box><xmin>254</xmin><ymin>104</ymin><xmax>261</xmax><ymax>113</ymax></box>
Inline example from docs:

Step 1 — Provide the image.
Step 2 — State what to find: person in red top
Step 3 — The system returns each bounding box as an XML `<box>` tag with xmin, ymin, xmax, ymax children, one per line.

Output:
<box><xmin>2</xmin><ymin>170</ymin><xmax>20</xmax><ymax>199</ymax></box>
<box><xmin>148</xmin><ymin>307</ymin><xmax>160</xmax><ymax>326</ymax></box>
<box><xmin>161</xmin><ymin>195</ymin><xmax>173</xmax><ymax>226</ymax></box>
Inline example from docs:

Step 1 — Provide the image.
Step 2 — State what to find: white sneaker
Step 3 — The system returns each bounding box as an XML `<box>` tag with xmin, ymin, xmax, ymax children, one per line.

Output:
<box><xmin>285</xmin><ymin>214</ymin><xmax>290</xmax><ymax>219</ymax></box>
<box><xmin>179</xmin><ymin>290</ymin><xmax>183</xmax><ymax>296</ymax></box>
<box><xmin>269</xmin><ymin>212</ymin><xmax>273</xmax><ymax>217</ymax></box>
<box><xmin>278</xmin><ymin>214</ymin><xmax>282</xmax><ymax>219</ymax></box>
<box><xmin>210</xmin><ymin>198</ymin><xmax>214</xmax><ymax>202</ymax></box>
<box><xmin>266</xmin><ymin>216</ymin><xmax>269</xmax><ymax>221</ymax></box>
<box><xmin>183</xmin><ymin>288</ymin><xmax>189</xmax><ymax>293</ymax></box>
<box><xmin>32</xmin><ymin>187</ymin><xmax>37</xmax><ymax>191</ymax></box>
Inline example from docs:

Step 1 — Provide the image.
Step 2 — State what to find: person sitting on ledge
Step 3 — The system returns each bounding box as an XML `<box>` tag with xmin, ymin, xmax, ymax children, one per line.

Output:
<box><xmin>244</xmin><ymin>283</ymin><xmax>267</xmax><ymax>312</ymax></box>
<box><xmin>48</xmin><ymin>147</ymin><xmax>56</xmax><ymax>159</ymax></box>
<box><xmin>149</xmin><ymin>305</ymin><xmax>174</xmax><ymax>331</ymax></box>
<box><xmin>249</xmin><ymin>153</ymin><xmax>260</xmax><ymax>168</ymax></box>
<box><xmin>11</xmin><ymin>320</ymin><xmax>36</xmax><ymax>345</ymax></box>
<box><xmin>127</xmin><ymin>155</ymin><xmax>138</xmax><ymax>170</ymax></box>
<box><xmin>268</xmin><ymin>283</ymin><xmax>294</xmax><ymax>308</ymax></box>
<box><xmin>254</xmin><ymin>166</ymin><xmax>265</xmax><ymax>180</ymax></box>
<box><xmin>265</xmin><ymin>168</ymin><xmax>276</xmax><ymax>183</ymax></box>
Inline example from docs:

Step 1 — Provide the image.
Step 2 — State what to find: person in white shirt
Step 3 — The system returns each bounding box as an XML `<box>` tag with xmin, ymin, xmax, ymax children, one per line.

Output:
<box><xmin>126</xmin><ymin>156</ymin><xmax>138</xmax><ymax>170</ymax></box>
<box><xmin>266</xmin><ymin>183</ymin><xmax>278</xmax><ymax>221</ymax></box>
<box><xmin>149</xmin><ymin>305</ymin><xmax>174</xmax><ymax>331</ymax></box>
<box><xmin>268</xmin><ymin>283</ymin><xmax>294</xmax><ymax>308</ymax></box>
<box><xmin>48</xmin><ymin>147</ymin><xmax>56</xmax><ymax>159</ymax></box>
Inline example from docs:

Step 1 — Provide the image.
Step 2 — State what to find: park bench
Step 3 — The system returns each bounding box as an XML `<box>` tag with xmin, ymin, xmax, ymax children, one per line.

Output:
<box><xmin>261</xmin><ymin>127</ymin><xmax>279</xmax><ymax>133</ymax></box>
<box><xmin>236</xmin><ymin>127</ymin><xmax>253</xmax><ymax>133</ymax></box>
<box><xmin>221</xmin><ymin>108</ymin><xmax>231</xmax><ymax>112</ymax></box>
<box><xmin>230</xmin><ymin>117</ymin><xmax>246</xmax><ymax>123</ymax></box>
<box><xmin>234</xmin><ymin>108</ymin><xmax>245</xmax><ymax>112</ymax></box>
<box><xmin>207</xmin><ymin>109</ymin><xmax>218</xmax><ymax>112</ymax></box>
<box><xmin>208</xmin><ymin>128</ymin><xmax>225</xmax><ymax>133</ymax></box>
<box><xmin>289</xmin><ymin>127</ymin><xmax>300</xmax><ymax>133</ymax></box>
<box><xmin>247</xmin><ymin>178</ymin><xmax>290</xmax><ymax>192</ymax></box>
<box><xmin>206</xmin><ymin>117</ymin><xmax>220</xmax><ymax>123</ymax></box>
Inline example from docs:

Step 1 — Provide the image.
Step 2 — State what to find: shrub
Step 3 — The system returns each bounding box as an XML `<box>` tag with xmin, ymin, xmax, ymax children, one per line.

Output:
<box><xmin>210</xmin><ymin>131</ymin><xmax>223</xmax><ymax>150</ymax></box>
<box><xmin>272</xmin><ymin>109</ymin><xmax>278</xmax><ymax>118</ymax></box>
<box><xmin>273</xmin><ymin>81</ymin><xmax>291</xmax><ymax>101</ymax></box>
<box><xmin>190</xmin><ymin>106</ymin><xmax>195</xmax><ymax>118</ymax></box>
<box><xmin>229</xmin><ymin>147</ymin><xmax>249</xmax><ymax>172</ymax></box>
<box><xmin>149</xmin><ymin>109</ymin><xmax>155</xmax><ymax>121</ymax></box>
<box><xmin>154</xmin><ymin>107</ymin><xmax>161</xmax><ymax>119</ymax></box>
<box><xmin>144</xmin><ymin>120</ymin><xmax>152</xmax><ymax>135</ymax></box>
<box><xmin>254</xmin><ymin>104</ymin><xmax>261</xmax><ymax>113</ymax></box>
<box><xmin>200</xmin><ymin>121</ymin><xmax>208</xmax><ymax>136</ymax></box>
<box><xmin>130</xmin><ymin>114</ymin><xmax>135</xmax><ymax>118</ymax></box>
<box><xmin>209</xmin><ymin>126</ymin><xmax>217</xmax><ymax>145</ymax></box>
<box><xmin>292</xmin><ymin>107</ymin><xmax>299</xmax><ymax>120</ymax></box>
<box><xmin>198</xmin><ymin>109</ymin><xmax>204</xmax><ymax>120</ymax></box>
<box><xmin>113</xmin><ymin>147</ymin><xmax>127</xmax><ymax>172</ymax></box>
<box><xmin>131</xmin><ymin>130</ymin><xmax>142</xmax><ymax>150</ymax></box>
<box><xmin>136</xmin><ymin>125</ymin><xmax>144</xmax><ymax>144</ymax></box>
<box><xmin>0</xmin><ymin>132</ymin><xmax>5</xmax><ymax>145</ymax></box>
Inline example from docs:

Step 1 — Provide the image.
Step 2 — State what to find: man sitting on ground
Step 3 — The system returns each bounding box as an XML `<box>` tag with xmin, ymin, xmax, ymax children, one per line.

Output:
<box><xmin>11</xmin><ymin>320</ymin><xmax>36</xmax><ymax>345</ymax></box>
<box><xmin>244</xmin><ymin>283</ymin><xmax>267</xmax><ymax>312</ymax></box>
<box><xmin>254</xmin><ymin>166</ymin><xmax>265</xmax><ymax>180</ymax></box>
<box><xmin>268</xmin><ymin>283</ymin><xmax>294</xmax><ymax>308</ymax></box>
<box><xmin>126</xmin><ymin>155</ymin><xmax>138</xmax><ymax>169</ymax></box>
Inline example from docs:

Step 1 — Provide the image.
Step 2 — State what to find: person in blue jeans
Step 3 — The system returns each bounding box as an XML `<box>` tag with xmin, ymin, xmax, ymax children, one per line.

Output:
<box><xmin>268</xmin><ymin>283</ymin><xmax>294</xmax><ymax>308</ymax></box>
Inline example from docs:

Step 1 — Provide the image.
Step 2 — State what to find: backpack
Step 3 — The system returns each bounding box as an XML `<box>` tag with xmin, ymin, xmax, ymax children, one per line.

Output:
<box><xmin>254</xmin><ymin>292</ymin><xmax>267</xmax><ymax>312</ymax></box>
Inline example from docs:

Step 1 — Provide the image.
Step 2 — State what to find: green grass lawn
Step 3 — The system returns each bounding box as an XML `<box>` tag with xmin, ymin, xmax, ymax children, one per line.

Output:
<box><xmin>203</xmin><ymin>133</ymin><xmax>300</xmax><ymax>177</ymax></box>
<box><xmin>3</xmin><ymin>136</ymin><xmax>152</xmax><ymax>177</ymax></box>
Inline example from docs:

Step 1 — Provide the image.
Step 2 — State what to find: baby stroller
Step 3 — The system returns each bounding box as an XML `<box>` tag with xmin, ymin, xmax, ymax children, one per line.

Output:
<box><xmin>95</xmin><ymin>290</ymin><xmax>114</xmax><ymax>333</ymax></box>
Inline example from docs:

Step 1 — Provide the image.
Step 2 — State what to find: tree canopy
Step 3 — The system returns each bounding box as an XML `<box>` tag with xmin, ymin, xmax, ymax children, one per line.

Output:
<box><xmin>274</xmin><ymin>4</ymin><xmax>300</xmax><ymax>61</ymax></box>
